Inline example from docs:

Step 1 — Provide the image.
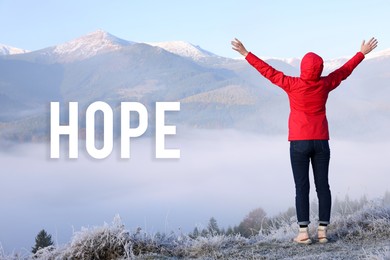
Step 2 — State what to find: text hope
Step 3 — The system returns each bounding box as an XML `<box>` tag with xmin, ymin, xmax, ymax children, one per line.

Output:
<box><xmin>50</xmin><ymin>101</ymin><xmax>180</xmax><ymax>159</ymax></box>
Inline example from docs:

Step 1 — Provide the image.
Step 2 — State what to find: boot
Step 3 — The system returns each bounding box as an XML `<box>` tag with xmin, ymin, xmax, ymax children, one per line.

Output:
<box><xmin>293</xmin><ymin>227</ymin><xmax>312</xmax><ymax>244</ymax></box>
<box><xmin>317</xmin><ymin>225</ymin><xmax>328</xmax><ymax>243</ymax></box>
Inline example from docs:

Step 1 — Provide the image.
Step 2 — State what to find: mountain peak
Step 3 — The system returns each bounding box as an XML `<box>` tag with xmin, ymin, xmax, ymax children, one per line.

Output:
<box><xmin>0</xmin><ymin>44</ymin><xmax>29</xmax><ymax>55</ymax></box>
<box><xmin>147</xmin><ymin>41</ymin><xmax>216</xmax><ymax>60</ymax></box>
<box><xmin>366</xmin><ymin>48</ymin><xmax>390</xmax><ymax>60</ymax></box>
<box><xmin>52</xmin><ymin>30</ymin><xmax>134</xmax><ymax>62</ymax></box>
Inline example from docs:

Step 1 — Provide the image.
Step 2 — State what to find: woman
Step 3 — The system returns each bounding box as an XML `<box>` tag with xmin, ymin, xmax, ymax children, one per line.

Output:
<box><xmin>231</xmin><ymin>37</ymin><xmax>378</xmax><ymax>244</ymax></box>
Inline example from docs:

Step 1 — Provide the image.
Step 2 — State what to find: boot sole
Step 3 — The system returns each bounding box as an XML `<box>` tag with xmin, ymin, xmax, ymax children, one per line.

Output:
<box><xmin>294</xmin><ymin>238</ymin><xmax>312</xmax><ymax>245</ymax></box>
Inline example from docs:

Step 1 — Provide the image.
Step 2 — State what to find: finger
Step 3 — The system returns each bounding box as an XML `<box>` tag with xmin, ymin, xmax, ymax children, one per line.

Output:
<box><xmin>231</xmin><ymin>42</ymin><xmax>240</xmax><ymax>49</ymax></box>
<box><xmin>369</xmin><ymin>38</ymin><xmax>378</xmax><ymax>48</ymax></box>
<box><xmin>361</xmin><ymin>40</ymin><xmax>365</xmax><ymax>47</ymax></box>
<box><xmin>231</xmin><ymin>39</ymin><xmax>241</xmax><ymax>46</ymax></box>
<box><xmin>235</xmin><ymin>38</ymin><xmax>243</xmax><ymax>45</ymax></box>
<box><xmin>370</xmin><ymin>39</ymin><xmax>378</xmax><ymax>47</ymax></box>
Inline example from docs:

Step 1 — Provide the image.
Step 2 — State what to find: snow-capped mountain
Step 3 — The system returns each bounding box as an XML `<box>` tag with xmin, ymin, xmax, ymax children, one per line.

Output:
<box><xmin>366</xmin><ymin>48</ymin><xmax>390</xmax><ymax>60</ymax></box>
<box><xmin>0</xmin><ymin>44</ymin><xmax>29</xmax><ymax>55</ymax></box>
<box><xmin>147</xmin><ymin>41</ymin><xmax>216</xmax><ymax>60</ymax></box>
<box><xmin>52</xmin><ymin>30</ymin><xmax>134</xmax><ymax>62</ymax></box>
<box><xmin>261</xmin><ymin>56</ymin><xmax>350</xmax><ymax>72</ymax></box>
<box><xmin>259</xmin><ymin>56</ymin><xmax>301</xmax><ymax>68</ymax></box>
<box><xmin>265</xmin><ymin>48</ymin><xmax>390</xmax><ymax>72</ymax></box>
<box><xmin>323</xmin><ymin>57</ymin><xmax>349</xmax><ymax>72</ymax></box>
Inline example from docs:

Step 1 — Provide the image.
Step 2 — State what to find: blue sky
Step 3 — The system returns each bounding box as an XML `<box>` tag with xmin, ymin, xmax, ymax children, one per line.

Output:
<box><xmin>0</xmin><ymin>0</ymin><xmax>389</xmax><ymax>59</ymax></box>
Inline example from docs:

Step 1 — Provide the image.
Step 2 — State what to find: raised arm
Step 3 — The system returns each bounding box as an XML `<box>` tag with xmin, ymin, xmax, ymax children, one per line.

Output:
<box><xmin>326</xmin><ymin>37</ymin><xmax>378</xmax><ymax>91</ymax></box>
<box><xmin>231</xmin><ymin>38</ymin><xmax>294</xmax><ymax>92</ymax></box>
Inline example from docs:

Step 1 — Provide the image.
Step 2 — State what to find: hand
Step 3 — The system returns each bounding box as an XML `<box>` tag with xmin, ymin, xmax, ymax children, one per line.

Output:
<box><xmin>360</xmin><ymin>37</ymin><xmax>378</xmax><ymax>55</ymax></box>
<box><xmin>231</xmin><ymin>38</ymin><xmax>249</xmax><ymax>57</ymax></box>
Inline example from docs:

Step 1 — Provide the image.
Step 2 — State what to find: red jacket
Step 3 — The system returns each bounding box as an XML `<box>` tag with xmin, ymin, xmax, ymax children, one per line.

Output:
<box><xmin>246</xmin><ymin>51</ymin><xmax>365</xmax><ymax>140</ymax></box>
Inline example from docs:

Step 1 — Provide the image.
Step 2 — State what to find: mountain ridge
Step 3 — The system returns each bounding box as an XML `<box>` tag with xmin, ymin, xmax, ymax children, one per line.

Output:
<box><xmin>2</xmin><ymin>30</ymin><xmax>389</xmax><ymax>62</ymax></box>
<box><xmin>0</xmin><ymin>43</ymin><xmax>29</xmax><ymax>55</ymax></box>
<box><xmin>147</xmin><ymin>40</ymin><xmax>217</xmax><ymax>60</ymax></box>
<box><xmin>52</xmin><ymin>30</ymin><xmax>135</xmax><ymax>62</ymax></box>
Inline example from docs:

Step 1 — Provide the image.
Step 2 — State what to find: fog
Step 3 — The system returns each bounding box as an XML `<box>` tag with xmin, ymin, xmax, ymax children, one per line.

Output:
<box><xmin>0</xmin><ymin>130</ymin><xmax>389</xmax><ymax>253</ymax></box>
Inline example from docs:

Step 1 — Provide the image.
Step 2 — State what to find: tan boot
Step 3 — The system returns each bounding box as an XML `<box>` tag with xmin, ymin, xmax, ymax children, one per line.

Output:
<box><xmin>293</xmin><ymin>227</ymin><xmax>312</xmax><ymax>244</ymax></box>
<box><xmin>317</xmin><ymin>226</ymin><xmax>328</xmax><ymax>243</ymax></box>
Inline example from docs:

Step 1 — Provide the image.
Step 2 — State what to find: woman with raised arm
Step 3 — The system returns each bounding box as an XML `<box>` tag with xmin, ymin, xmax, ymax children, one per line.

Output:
<box><xmin>231</xmin><ymin>37</ymin><xmax>378</xmax><ymax>244</ymax></box>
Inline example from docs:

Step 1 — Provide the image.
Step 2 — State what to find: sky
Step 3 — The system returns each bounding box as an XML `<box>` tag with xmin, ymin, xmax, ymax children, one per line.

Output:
<box><xmin>0</xmin><ymin>0</ymin><xmax>389</xmax><ymax>59</ymax></box>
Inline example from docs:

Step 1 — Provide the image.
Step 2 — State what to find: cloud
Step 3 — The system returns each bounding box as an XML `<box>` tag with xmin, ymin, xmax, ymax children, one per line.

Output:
<box><xmin>0</xmin><ymin>130</ymin><xmax>389</xmax><ymax>252</ymax></box>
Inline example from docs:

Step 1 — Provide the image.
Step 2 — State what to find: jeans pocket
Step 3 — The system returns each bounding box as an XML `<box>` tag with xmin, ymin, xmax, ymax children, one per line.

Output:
<box><xmin>291</xmin><ymin>140</ymin><xmax>310</xmax><ymax>153</ymax></box>
<box><xmin>318</xmin><ymin>140</ymin><xmax>330</xmax><ymax>153</ymax></box>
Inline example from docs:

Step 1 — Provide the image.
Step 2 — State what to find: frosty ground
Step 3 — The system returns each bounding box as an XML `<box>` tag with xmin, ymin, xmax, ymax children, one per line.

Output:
<box><xmin>3</xmin><ymin>199</ymin><xmax>389</xmax><ymax>260</ymax></box>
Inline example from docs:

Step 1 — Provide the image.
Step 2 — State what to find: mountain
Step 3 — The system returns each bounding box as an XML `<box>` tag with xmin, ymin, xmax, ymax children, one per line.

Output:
<box><xmin>264</xmin><ymin>48</ymin><xmax>390</xmax><ymax>72</ymax></box>
<box><xmin>50</xmin><ymin>29</ymin><xmax>135</xmax><ymax>63</ymax></box>
<box><xmin>365</xmin><ymin>48</ymin><xmax>390</xmax><ymax>60</ymax></box>
<box><xmin>147</xmin><ymin>41</ymin><xmax>216</xmax><ymax>60</ymax></box>
<box><xmin>0</xmin><ymin>30</ymin><xmax>389</xmax><ymax>141</ymax></box>
<box><xmin>0</xmin><ymin>44</ymin><xmax>29</xmax><ymax>55</ymax></box>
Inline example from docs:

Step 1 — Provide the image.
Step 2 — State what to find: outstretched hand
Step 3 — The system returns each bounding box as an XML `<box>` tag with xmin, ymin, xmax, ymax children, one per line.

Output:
<box><xmin>231</xmin><ymin>38</ymin><xmax>249</xmax><ymax>57</ymax></box>
<box><xmin>361</xmin><ymin>37</ymin><xmax>378</xmax><ymax>55</ymax></box>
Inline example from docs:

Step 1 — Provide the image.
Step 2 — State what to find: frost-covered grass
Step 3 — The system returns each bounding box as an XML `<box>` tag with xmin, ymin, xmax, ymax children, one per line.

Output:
<box><xmin>1</xmin><ymin>200</ymin><xmax>390</xmax><ymax>260</ymax></box>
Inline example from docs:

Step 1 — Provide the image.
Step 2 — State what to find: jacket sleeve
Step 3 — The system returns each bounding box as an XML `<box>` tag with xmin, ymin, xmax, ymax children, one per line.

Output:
<box><xmin>326</xmin><ymin>52</ymin><xmax>365</xmax><ymax>91</ymax></box>
<box><xmin>245</xmin><ymin>52</ymin><xmax>293</xmax><ymax>92</ymax></box>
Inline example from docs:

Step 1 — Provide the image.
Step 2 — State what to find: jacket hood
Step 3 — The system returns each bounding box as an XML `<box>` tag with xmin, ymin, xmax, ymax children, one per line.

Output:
<box><xmin>300</xmin><ymin>52</ymin><xmax>324</xmax><ymax>81</ymax></box>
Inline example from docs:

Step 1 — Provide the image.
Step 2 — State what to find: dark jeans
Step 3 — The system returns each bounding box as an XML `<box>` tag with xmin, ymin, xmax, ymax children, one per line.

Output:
<box><xmin>290</xmin><ymin>140</ymin><xmax>331</xmax><ymax>225</ymax></box>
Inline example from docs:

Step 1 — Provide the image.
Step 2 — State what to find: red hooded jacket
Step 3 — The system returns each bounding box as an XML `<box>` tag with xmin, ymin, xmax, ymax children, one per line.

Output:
<box><xmin>246</xmin><ymin>51</ymin><xmax>365</xmax><ymax>140</ymax></box>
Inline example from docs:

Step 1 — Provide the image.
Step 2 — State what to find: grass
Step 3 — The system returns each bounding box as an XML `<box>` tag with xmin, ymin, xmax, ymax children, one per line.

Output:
<box><xmin>1</xmin><ymin>198</ymin><xmax>390</xmax><ymax>260</ymax></box>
